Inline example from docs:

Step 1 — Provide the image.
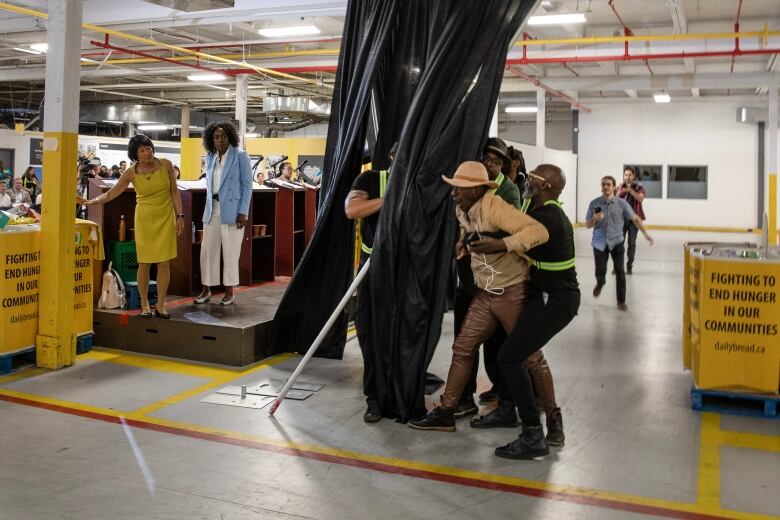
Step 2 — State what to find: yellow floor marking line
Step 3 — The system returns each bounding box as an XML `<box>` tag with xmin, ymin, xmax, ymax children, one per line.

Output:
<box><xmin>0</xmin><ymin>366</ymin><xmax>48</xmax><ymax>384</ymax></box>
<box><xmin>132</xmin><ymin>353</ymin><xmax>294</xmax><ymax>416</ymax></box>
<box><xmin>0</xmin><ymin>387</ymin><xmax>776</xmax><ymax>520</ymax></box>
<box><xmin>697</xmin><ymin>412</ymin><xmax>722</xmax><ymax>510</ymax></box>
<box><xmin>719</xmin><ymin>429</ymin><xmax>780</xmax><ymax>453</ymax></box>
<box><xmin>80</xmin><ymin>349</ymin><xmax>242</xmax><ymax>379</ymax></box>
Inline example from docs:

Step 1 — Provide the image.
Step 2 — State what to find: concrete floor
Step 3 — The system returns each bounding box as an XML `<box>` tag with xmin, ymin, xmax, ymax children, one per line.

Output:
<box><xmin>1</xmin><ymin>229</ymin><xmax>778</xmax><ymax>520</ymax></box>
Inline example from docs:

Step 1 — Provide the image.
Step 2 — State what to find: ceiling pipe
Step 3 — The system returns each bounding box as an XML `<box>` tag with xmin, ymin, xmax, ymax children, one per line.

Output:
<box><xmin>0</xmin><ymin>1</ymin><xmax>330</xmax><ymax>90</ymax></box>
<box><xmin>81</xmin><ymin>48</ymin><xmax>339</xmax><ymax>67</ymax></box>
<box><xmin>90</xmin><ymin>38</ymin><xmax>230</xmax><ymax>76</ymax></box>
<box><xmin>509</xmin><ymin>48</ymin><xmax>780</xmax><ymax>66</ymax></box>
<box><xmin>506</xmin><ymin>66</ymin><xmax>591</xmax><ymax>113</ymax></box>
<box><xmin>515</xmin><ymin>28</ymin><xmax>780</xmax><ymax>48</ymax></box>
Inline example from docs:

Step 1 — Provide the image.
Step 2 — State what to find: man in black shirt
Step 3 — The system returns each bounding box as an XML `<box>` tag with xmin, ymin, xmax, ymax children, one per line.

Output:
<box><xmin>494</xmin><ymin>164</ymin><xmax>581</xmax><ymax>460</ymax></box>
<box><xmin>344</xmin><ymin>145</ymin><xmax>395</xmax><ymax>423</ymax></box>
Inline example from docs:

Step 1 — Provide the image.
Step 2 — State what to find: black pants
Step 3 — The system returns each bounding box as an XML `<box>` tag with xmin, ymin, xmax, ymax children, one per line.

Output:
<box><xmin>623</xmin><ymin>221</ymin><xmax>638</xmax><ymax>270</ymax></box>
<box><xmin>498</xmin><ymin>288</ymin><xmax>580</xmax><ymax>426</ymax></box>
<box><xmin>595</xmin><ymin>243</ymin><xmax>626</xmax><ymax>304</ymax></box>
<box><xmin>453</xmin><ymin>285</ymin><xmax>504</xmax><ymax>398</ymax></box>
<box><xmin>355</xmin><ymin>253</ymin><xmax>377</xmax><ymax>403</ymax></box>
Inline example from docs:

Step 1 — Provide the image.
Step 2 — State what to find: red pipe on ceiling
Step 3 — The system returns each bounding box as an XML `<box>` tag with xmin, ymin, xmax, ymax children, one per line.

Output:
<box><xmin>508</xmin><ymin>47</ymin><xmax>780</xmax><ymax>66</ymax></box>
<box><xmin>90</xmin><ymin>39</ymin><xmax>231</xmax><ymax>76</ymax></box>
<box><xmin>81</xmin><ymin>37</ymin><xmax>343</xmax><ymax>58</ymax></box>
<box><xmin>507</xmin><ymin>66</ymin><xmax>591</xmax><ymax>113</ymax></box>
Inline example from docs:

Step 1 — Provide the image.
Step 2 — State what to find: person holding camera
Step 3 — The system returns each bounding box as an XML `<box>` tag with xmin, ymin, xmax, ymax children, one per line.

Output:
<box><xmin>83</xmin><ymin>134</ymin><xmax>183</xmax><ymax>319</ymax></box>
<box><xmin>617</xmin><ymin>167</ymin><xmax>646</xmax><ymax>274</ymax></box>
<box><xmin>586</xmin><ymin>175</ymin><xmax>653</xmax><ymax>311</ymax></box>
<box><xmin>408</xmin><ymin>161</ymin><xmax>549</xmax><ymax>432</ymax></box>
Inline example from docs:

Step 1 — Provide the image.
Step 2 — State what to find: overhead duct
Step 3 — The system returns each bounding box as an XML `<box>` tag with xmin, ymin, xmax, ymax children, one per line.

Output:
<box><xmin>141</xmin><ymin>0</ymin><xmax>234</xmax><ymax>12</ymax></box>
<box><xmin>263</xmin><ymin>96</ymin><xmax>332</xmax><ymax>122</ymax></box>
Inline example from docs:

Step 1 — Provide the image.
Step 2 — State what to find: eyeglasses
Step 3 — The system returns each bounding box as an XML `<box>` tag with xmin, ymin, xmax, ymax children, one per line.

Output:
<box><xmin>480</xmin><ymin>154</ymin><xmax>501</xmax><ymax>166</ymax></box>
<box><xmin>601</xmin><ymin>182</ymin><xmax>613</xmax><ymax>187</ymax></box>
<box><xmin>527</xmin><ymin>171</ymin><xmax>551</xmax><ymax>187</ymax></box>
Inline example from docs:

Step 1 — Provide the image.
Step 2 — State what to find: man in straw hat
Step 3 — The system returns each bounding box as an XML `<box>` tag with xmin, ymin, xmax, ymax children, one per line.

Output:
<box><xmin>409</xmin><ymin>161</ymin><xmax>549</xmax><ymax>432</ymax></box>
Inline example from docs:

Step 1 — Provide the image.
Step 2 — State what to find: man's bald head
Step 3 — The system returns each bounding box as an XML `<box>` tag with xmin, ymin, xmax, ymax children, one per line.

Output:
<box><xmin>535</xmin><ymin>164</ymin><xmax>565</xmax><ymax>195</ymax></box>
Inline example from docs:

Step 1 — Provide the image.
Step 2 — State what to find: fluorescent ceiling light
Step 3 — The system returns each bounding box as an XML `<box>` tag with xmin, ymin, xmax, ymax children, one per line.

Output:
<box><xmin>258</xmin><ymin>25</ymin><xmax>320</xmax><ymax>38</ymax></box>
<box><xmin>653</xmin><ymin>93</ymin><xmax>671</xmax><ymax>103</ymax></box>
<box><xmin>13</xmin><ymin>47</ymin><xmax>43</xmax><ymax>55</ymax></box>
<box><xmin>527</xmin><ymin>13</ymin><xmax>586</xmax><ymax>25</ymax></box>
<box><xmin>102</xmin><ymin>120</ymin><xmax>123</xmax><ymax>124</ymax></box>
<box><xmin>207</xmin><ymin>84</ymin><xmax>230</xmax><ymax>91</ymax></box>
<box><xmin>187</xmin><ymin>73</ymin><xmax>226</xmax><ymax>82</ymax></box>
<box><xmin>505</xmin><ymin>106</ymin><xmax>538</xmax><ymax>113</ymax></box>
<box><xmin>137</xmin><ymin>124</ymin><xmax>168</xmax><ymax>131</ymax></box>
<box><xmin>29</xmin><ymin>42</ymin><xmax>48</xmax><ymax>52</ymax></box>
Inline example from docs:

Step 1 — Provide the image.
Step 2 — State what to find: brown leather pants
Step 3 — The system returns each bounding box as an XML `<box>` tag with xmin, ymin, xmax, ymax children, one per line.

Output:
<box><xmin>440</xmin><ymin>282</ymin><xmax>558</xmax><ymax>412</ymax></box>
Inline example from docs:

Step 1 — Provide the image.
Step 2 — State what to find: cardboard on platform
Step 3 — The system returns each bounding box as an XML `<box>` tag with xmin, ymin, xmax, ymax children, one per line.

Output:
<box><xmin>688</xmin><ymin>249</ymin><xmax>780</xmax><ymax>394</ymax></box>
<box><xmin>0</xmin><ymin>221</ymin><xmax>102</xmax><ymax>357</ymax></box>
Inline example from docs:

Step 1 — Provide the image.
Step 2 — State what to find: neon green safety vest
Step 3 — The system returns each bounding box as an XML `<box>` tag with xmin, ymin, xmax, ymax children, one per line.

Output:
<box><xmin>360</xmin><ymin>170</ymin><xmax>388</xmax><ymax>255</ymax></box>
<box><xmin>525</xmin><ymin>199</ymin><xmax>577</xmax><ymax>272</ymax></box>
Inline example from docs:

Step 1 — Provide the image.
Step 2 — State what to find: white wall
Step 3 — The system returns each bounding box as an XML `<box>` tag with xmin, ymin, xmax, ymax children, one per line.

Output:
<box><xmin>506</xmin><ymin>140</ymin><xmax>578</xmax><ymax>223</ymax></box>
<box><xmin>500</xmin><ymin>120</ymin><xmax>573</xmax><ymax>151</ymax></box>
<box><xmin>0</xmin><ymin>128</ymin><xmax>37</xmax><ymax>178</ymax></box>
<box><xmin>578</xmin><ymin>101</ymin><xmax>757</xmax><ymax>228</ymax></box>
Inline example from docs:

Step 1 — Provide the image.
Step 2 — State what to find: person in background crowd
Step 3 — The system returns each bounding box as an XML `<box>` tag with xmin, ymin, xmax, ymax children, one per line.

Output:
<box><xmin>10</xmin><ymin>177</ymin><xmax>32</xmax><ymax>206</ymax></box>
<box><xmin>278</xmin><ymin>162</ymin><xmax>295</xmax><ymax>182</ymax></box>
<box><xmin>119</xmin><ymin>160</ymin><xmax>127</xmax><ymax>174</ymax></box>
<box><xmin>110</xmin><ymin>165</ymin><xmax>121</xmax><ymax>178</ymax></box>
<box><xmin>98</xmin><ymin>165</ymin><xmax>111</xmax><ymax>179</ymax></box>
<box><xmin>408</xmin><ymin>161</ymin><xmax>548</xmax><ymax>432</ymax></box>
<box><xmin>0</xmin><ymin>183</ymin><xmax>11</xmax><ymax>209</ymax></box>
<box><xmin>617</xmin><ymin>167</ymin><xmax>647</xmax><ymax>274</ymax></box>
<box><xmin>22</xmin><ymin>166</ymin><xmax>39</xmax><ymax>200</ymax></box>
<box><xmin>586</xmin><ymin>176</ymin><xmax>653</xmax><ymax>311</ymax></box>
<box><xmin>173</xmin><ymin>165</ymin><xmax>181</xmax><ymax>179</ymax></box>
<box><xmin>194</xmin><ymin>121</ymin><xmax>252</xmax><ymax>307</ymax></box>
<box><xmin>506</xmin><ymin>147</ymin><xmax>527</xmax><ymax>193</ymax></box>
<box><xmin>0</xmin><ymin>161</ymin><xmax>12</xmax><ymax>188</ymax></box>
<box><xmin>344</xmin><ymin>142</ymin><xmax>397</xmax><ymax>423</ymax></box>
<box><xmin>83</xmin><ymin>134</ymin><xmax>183</xmax><ymax>319</ymax></box>
<box><xmin>494</xmin><ymin>164</ymin><xmax>580</xmax><ymax>460</ymax></box>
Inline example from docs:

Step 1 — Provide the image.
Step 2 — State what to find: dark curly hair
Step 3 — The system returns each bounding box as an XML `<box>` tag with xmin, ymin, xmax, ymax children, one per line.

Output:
<box><xmin>127</xmin><ymin>134</ymin><xmax>155</xmax><ymax>162</ymax></box>
<box><xmin>203</xmin><ymin>121</ymin><xmax>240</xmax><ymax>154</ymax></box>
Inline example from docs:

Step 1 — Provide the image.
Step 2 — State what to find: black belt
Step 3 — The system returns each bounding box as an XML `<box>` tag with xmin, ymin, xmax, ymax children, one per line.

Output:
<box><xmin>212</xmin><ymin>194</ymin><xmax>219</xmax><ymax>201</ymax></box>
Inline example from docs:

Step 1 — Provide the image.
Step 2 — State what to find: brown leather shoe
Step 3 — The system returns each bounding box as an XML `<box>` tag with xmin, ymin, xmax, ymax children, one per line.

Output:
<box><xmin>593</xmin><ymin>284</ymin><xmax>603</xmax><ymax>297</ymax></box>
<box><xmin>617</xmin><ymin>302</ymin><xmax>628</xmax><ymax>311</ymax></box>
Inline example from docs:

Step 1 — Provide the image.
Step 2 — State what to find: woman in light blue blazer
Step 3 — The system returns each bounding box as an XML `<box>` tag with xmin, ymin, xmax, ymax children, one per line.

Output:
<box><xmin>195</xmin><ymin>121</ymin><xmax>253</xmax><ymax>306</ymax></box>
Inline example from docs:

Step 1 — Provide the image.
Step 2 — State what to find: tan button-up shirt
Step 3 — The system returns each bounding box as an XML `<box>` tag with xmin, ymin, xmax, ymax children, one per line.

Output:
<box><xmin>456</xmin><ymin>192</ymin><xmax>549</xmax><ymax>291</ymax></box>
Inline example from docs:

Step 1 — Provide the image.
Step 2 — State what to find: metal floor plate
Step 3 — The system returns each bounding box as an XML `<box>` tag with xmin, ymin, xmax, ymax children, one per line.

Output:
<box><xmin>200</xmin><ymin>393</ymin><xmax>275</xmax><ymax>409</ymax></box>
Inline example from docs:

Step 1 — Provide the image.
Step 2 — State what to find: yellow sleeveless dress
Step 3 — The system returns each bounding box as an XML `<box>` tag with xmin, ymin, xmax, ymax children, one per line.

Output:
<box><xmin>132</xmin><ymin>162</ymin><xmax>177</xmax><ymax>263</ymax></box>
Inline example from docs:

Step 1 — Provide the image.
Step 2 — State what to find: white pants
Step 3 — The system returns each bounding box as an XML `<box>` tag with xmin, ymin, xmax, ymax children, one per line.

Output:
<box><xmin>200</xmin><ymin>202</ymin><xmax>244</xmax><ymax>287</ymax></box>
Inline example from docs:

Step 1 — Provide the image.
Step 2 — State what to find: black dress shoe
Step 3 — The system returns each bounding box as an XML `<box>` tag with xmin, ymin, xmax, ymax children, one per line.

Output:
<box><xmin>453</xmin><ymin>396</ymin><xmax>478</xmax><ymax>418</ymax></box>
<box><xmin>478</xmin><ymin>387</ymin><xmax>499</xmax><ymax>404</ymax></box>
<box><xmin>363</xmin><ymin>402</ymin><xmax>382</xmax><ymax>423</ymax></box>
<box><xmin>495</xmin><ymin>425</ymin><xmax>549</xmax><ymax>460</ymax></box>
<box><xmin>626</xmin><ymin>267</ymin><xmax>633</xmax><ymax>275</ymax></box>
<box><xmin>408</xmin><ymin>407</ymin><xmax>455</xmax><ymax>432</ymax></box>
<box><xmin>470</xmin><ymin>400</ymin><xmax>519</xmax><ymax>428</ymax></box>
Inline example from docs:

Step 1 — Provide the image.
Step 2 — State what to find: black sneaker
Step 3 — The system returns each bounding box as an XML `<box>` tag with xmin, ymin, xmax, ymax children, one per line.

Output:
<box><xmin>470</xmin><ymin>400</ymin><xmax>519</xmax><ymax>428</ymax></box>
<box><xmin>626</xmin><ymin>267</ymin><xmax>633</xmax><ymax>275</ymax></box>
<box><xmin>363</xmin><ymin>402</ymin><xmax>382</xmax><ymax>423</ymax></box>
<box><xmin>453</xmin><ymin>396</ymin><xmax>478</xmax><ymax>418</ymax></box>
<box><xmin>408</xmin><ymin>407</ymin><xmax>455</xmax><ymax>432</ymax></box>
<box><xmin>478</xmin><ymin>387</ymin><xmax>499</xmax><ymax>403</ymax></box>
<box><xmin>495</xmin><ymin>425</ymin><xmax>549</xmax><ymax>460</ymax></box>
<box><xmin>545</xmin><ymin>408</ymin><xmax>565</xmax><ymax>446</ymax></box>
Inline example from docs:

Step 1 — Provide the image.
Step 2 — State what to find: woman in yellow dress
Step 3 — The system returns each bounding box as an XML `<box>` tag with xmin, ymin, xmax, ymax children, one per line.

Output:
<box><xmin>85</xmin><ymin>134</ymin><xmax>184</xmax><ymax>318</ymax></box>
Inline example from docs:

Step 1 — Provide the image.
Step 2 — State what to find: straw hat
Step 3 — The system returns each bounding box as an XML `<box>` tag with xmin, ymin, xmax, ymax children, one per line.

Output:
<box><xmin>441</xmin><ymin>161</ymin><xmax>498</xmax><ymax>189</ymax></box>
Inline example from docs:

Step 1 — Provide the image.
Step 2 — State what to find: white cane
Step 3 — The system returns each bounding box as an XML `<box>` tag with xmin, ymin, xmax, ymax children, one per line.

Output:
<box><xmin>269</xmin><ymin>257</ymin><xmax>371</xmax><ymax>415</ymax></box>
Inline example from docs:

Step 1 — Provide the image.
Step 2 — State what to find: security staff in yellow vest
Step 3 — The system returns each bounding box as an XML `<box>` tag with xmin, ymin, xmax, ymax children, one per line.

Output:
<box><xmin>344</xmin><ymin>143</ymin><xmax>396</xmax><ymax>423</ymax></box>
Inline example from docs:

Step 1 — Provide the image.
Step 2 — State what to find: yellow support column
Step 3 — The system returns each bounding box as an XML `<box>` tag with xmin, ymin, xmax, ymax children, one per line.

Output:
<box><xmin>769</xmin><ymin>174</ymin><xmax>778</xmax><ymax>245</ymax></box>
<box><xmin>35</xmin><ymin>0</ymin><xmax>83</xmax><ymax>370</ymax></box>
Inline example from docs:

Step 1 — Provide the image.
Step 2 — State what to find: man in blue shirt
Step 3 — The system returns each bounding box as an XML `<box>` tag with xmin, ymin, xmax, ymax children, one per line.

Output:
<box><xmin>585</xmin><ymin>175</ymin><xmax>653</xmax><ymax>310</ymax></box>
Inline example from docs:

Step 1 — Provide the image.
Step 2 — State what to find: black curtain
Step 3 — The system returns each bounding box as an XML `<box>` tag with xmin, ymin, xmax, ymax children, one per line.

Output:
<box><xmin>271</xmin><ymin>0</ymin><xmax>534</xmax><ymax>421</ymax></box>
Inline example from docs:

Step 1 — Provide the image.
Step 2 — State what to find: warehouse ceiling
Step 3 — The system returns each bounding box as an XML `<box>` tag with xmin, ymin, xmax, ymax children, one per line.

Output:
<box><xmin>0</xmin><ymin>0</ymin><xmax>778</xmax><ymax>134</ymax></box>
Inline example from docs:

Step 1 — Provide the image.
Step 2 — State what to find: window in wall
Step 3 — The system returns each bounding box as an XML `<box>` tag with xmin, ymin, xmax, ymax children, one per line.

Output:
<box><xmin>668</xmin><ymin>165</ymin><xmax>708</xmax><ymax>200</ymax></box>
<box><xmin>623</xmin><ymin>164</ymin><xmax>662</xmax><ymax>198</ymax></box>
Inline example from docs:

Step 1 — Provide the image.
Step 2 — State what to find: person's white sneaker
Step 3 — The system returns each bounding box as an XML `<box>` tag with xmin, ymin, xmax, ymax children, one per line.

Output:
<box><xmin>219</xmin><ymin>295</ymin><xmax>235</xmax><ymax>306</ymax></box>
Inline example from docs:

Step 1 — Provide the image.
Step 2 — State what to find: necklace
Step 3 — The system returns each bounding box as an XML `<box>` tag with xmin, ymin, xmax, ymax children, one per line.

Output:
<box><xmin>136</xmin><ymin>160</ymin><xmax>156</xmax><ymax>180</ymax></box>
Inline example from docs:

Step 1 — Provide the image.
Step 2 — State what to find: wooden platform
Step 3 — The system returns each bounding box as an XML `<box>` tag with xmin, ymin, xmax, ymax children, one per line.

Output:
<box><xmin>93</xmin><ymin>281</ymin><xmax>288</xmax><ymax>367</ymax></box>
